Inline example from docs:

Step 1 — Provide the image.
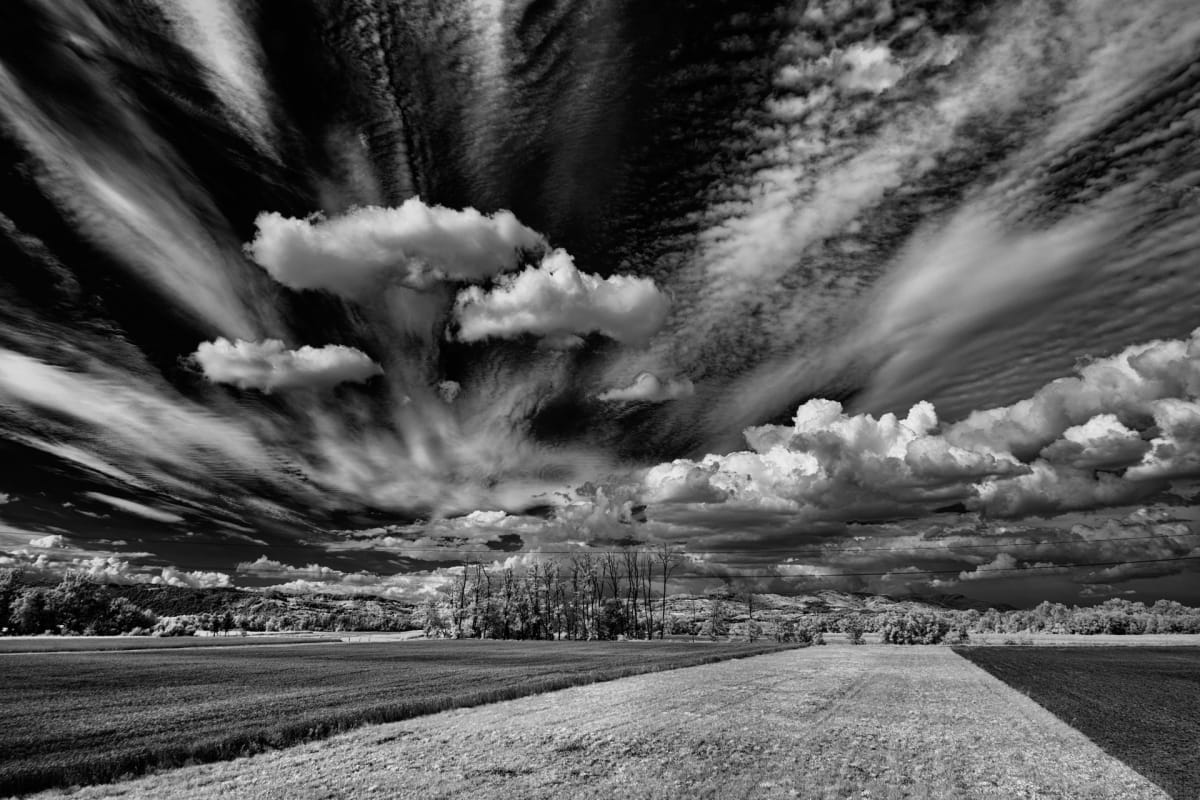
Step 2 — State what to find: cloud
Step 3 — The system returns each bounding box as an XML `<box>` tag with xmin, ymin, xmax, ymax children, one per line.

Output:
<box><xmin>152</xmin><ymin>0</ymin><xmax>273</xmax><ymax>151</ymax></box>
<box><xmin>83</xmin><ymin>492</ymin><xmax>185</xmax><ymax>524</ymax></box>
<box><xmin>1039</xmin><ymin>414</ymin><xmax>1150</xmax><ymax>470</ymax></box>
<box><xmin>193</xmin><ymin>338</ymin><xmax>383</xmax><ymax>392</ymax></box>
<box><xmin>632</xmin><ymin>329</ymin><xmax>1200</xmax><ymax>545</ymax></box>
<box><xmin>235</xmin><ymin>555</ymin><xmax>345</xmax><ymax>579</ymax></box>
<box><xmin>597</xmin><ymin>372</ymin><xmax>694</xmax><ymax>403</ymax></box>
<box><xmin>27</xmin><ymin>534</ymin><xmax>66</xmax><ymax>549</ymax></box>
<box><xmin>642</xmin><ymin>398</ymin><xmax>1025</xmax><ymax>523</ymax></box>
<box><xmin>945</xmin><ymin>329</ymin><xmax>1200</xmax><ymax>459</ymax></box>
<box><xmin>836</xmin><ymin>44</ymin><xmax>905</xmax><ymax>94</ymax></box>
<box><xmin>246</xmin><ymin>198</ymin><xmax>546</xmax><ymax>296</ymax></box>
<box><xmin>0</xmin><ymin>493</ymin><xmax>11</xmax><ymax>504</ymax></box>
<box><xmin>153</xmin><ymin>566</ymin><xmax>232</xmax><ymax>589</ymax></box>
<box><xmin>0</xmin><ymin>549</ymin><xmax>231</xmax><ymax>588</ymax></box>
<box><xmin>453</xmin><ymin>249</ymin><xmax>670</xmax><ymax>347</ymax></box>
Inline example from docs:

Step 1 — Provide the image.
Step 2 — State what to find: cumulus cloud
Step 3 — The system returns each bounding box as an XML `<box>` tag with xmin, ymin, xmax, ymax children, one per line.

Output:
<box><xmin>836</xmin><ymin>44</ymin><xmax>905</xmax><ymax>94</ymax></box>
<box><xmin>634</xmin><ymin>329</ymin><xmax>1200</xmax><ymax>541</ymax></box>
<box><xmin>0</xmin><ymin>549</ymin><xmax>231</xmax><ymax>588</ymax></box>
<box><xmin>27</xmin><ymin>534</ymin><xmax>66</xmax><ymax>549</ymax></box>
<box><xmin>946</xmin><ymin>329</ymin><xmax>1200</xmax><ymax>459</ymax></box>
<box><xmin>193</xmin><ymin>338</ymin><xmax>382</xmax><ymax>392</ymax></box>
<box><xmin>597</xmin><ymin>372</ymin><xmax>694</xmax><ymax>403</ymax></box>
<box><xmin>453</xmin><ymin>249</ymin><xmax>670</xmax><ymax>347</ymax></box>
<box><xmin>246</xmin><ymin>198</ymin><xmax>546</xmax><ymax>296</ymax></box>
<box><xmin>235</xmin><ymin>555</ymin><xmax>345</xmax><ymax>578</ymax></box>
<box><xmin>642</xmin><ymin>399</ymin><xmax>1025</xmax><ymax>522</ymax></box>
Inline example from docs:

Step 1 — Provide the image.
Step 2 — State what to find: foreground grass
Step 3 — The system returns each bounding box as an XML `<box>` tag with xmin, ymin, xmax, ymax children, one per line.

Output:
<box><xmin>0</xmin><ymin>640</ymin><xmax>794</xmax><ymax>796</ymax></box>
<box><xmin>956</xmin><ymin>646</ymin><xmax>1200</xmax><ymax>799</ymax></box>
<box><xmin>30</xmin><ymin>646</ymin><xmax>1167</xmax><ymax>800</ymax></box>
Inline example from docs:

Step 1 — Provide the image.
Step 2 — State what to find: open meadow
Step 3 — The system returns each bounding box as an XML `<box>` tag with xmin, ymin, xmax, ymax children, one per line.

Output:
<box><xmin>957</xmin><ymin>646</ymin><xmax>1200</xmax><ymax>799</ymax></box>
<box><xmin>0</xmin><ymin>639</ymin><xmax>793</xmax><ymax>795</ymax></box>
<box><xmin>20</xmin><ymin>644</ymin><xmax>1173</xmax><ymax>800</ymax></box>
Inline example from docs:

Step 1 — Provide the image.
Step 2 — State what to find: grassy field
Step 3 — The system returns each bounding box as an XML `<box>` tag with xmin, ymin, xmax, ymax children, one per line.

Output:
<box><xmin>0</xmin><ymin>639</ymin><xmax>794</xmax><ymax>795</ymax></box>
<box><xmin>27</xmin><ymin>646</ymin><xmax>1167</xmax><ymax>800</ymax></box>
<box><xmin>0</xmin><ymin>635</ymin><xmax>337</xmax><ymax>653</ymax></box>
<box><xmin>957</xmin><ymin>646</ymin><xmax>1199</xmax><ymax>799</ymax></box>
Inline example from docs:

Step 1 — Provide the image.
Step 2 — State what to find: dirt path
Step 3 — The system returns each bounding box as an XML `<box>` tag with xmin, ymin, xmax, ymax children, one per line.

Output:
<box><xmin>35</xmin><ymin>647</ymin><xmax>1168</xmax><ymax>800</ymax></box>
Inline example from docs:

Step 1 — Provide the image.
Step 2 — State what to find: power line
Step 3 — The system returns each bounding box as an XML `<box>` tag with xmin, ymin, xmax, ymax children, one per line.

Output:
<box><xmin>53</xmin><ymin>530</ymin><xmax>1200</xmax><ymax>555</ymax></box>
<box><xmin>44</xmin><ymin>554</ymin><xmax>1199</xmax><ymax>580</ymax></box>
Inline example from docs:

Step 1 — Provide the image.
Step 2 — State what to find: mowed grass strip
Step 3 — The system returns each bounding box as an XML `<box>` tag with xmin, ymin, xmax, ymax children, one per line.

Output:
<box><xmin>955</xmin><ymin>646</ymin><xmax>1200</xmax><ymax>799</ymax></box>
<box><xmin>0</xmin><ymin>640</ymin><xmax>794</xmax><ymax>795</ymax></box>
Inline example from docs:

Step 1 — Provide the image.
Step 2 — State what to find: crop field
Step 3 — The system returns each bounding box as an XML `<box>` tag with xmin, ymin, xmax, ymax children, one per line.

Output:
<box><xmin>26</xmin><ymin>646</ymin><xmax>1168</xmax><ymax>800</ymax></box>
<box><xmin>0</xmin><ymin>635</ymin><xmax>337</xmax><ymax>654</ymax></box>
<box><xmin>957</xmin><ymin>646</ymin><xmax>1200</xmax><ymax>799</ymax></box>
<box><xmin>0</xmin><ymin>639</ymin><xmax>793</xmax><ymax>795</ymax></box>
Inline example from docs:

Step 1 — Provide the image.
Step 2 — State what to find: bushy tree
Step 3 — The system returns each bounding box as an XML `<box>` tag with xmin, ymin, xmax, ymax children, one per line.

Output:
<box><xmin>880</xmin><ymin>612</ymin><xmax>949</xmax><ymax>645</ymax></box>
<box><xmin>8</xmin><ymin>588</ymin><xmax>52</xmax><ymax>635</ymax></box>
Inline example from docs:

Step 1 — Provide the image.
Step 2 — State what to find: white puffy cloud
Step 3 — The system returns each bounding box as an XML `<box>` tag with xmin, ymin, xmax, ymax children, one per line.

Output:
<box><xmin>643</xmin><ymin>399</ymin><xmax>1025</xmax><ymax>522</ymax></box>
<box><xmin>453</xmin><ymin>249</ymin><xmax>670</xmax><ymax>347</ymax></box>
<box><xmin>153</xmin><ymin>566</ymin><xmax>232</xmax><ymax>589</ymax></box>
<box><xmin>27</xmin><ymin>534</ymin><xmax>66</xmax><ymax>549</ymax></box>
<box><xmin>946</xmin><ymin>329</ymin><xmax>1200</xmax><ymax>459</ymax></box>
<box><xmin>836</xmin><ymin>44</ymin><xmax>905</xmax><ymax>94</ymax></box>
<box><xmin>597</xmin><ymin>372</ymin><xmax>694</xmax><ymax>403</ymax></box>
<box><xmin>1039</xmin><ymin>414</ymin><xmax>1149</xmax><ymax>470</ymax></box>
<box><xmin>635</xmin><ymin>330</ymin><xmax>1200</xmax><ymax>533</ymax></box>
<box><xmin>246</xmin><ymin>198</ymin><xmax>546</xmax><ymax>296</ymax></box>
<box><xmin>235</xmin><ymin>556</ymin><xmax>345</xmax><ymax>578</ymax></box>
<box><xmin>0</xmin><ymin>549</ymin><xmax>231</xmax><ymax>588</ymax></box>
<box><xmin>193</xmin><ymin>338</ymin><xmax>382</xmax><ymax>392</ymax></box>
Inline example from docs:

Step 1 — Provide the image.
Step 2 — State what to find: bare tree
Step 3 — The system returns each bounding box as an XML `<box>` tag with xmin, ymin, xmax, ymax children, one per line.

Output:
<box><xmin>654</xmin><ymin>545</ymin><xmax>683</xmax><ymax>639</ymax></box>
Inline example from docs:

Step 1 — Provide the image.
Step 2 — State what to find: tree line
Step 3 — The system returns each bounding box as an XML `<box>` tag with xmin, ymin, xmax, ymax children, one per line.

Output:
<box><xmin>4</xmin><ymin>564</ymin><xmax>1200</xmax><ymax>640</ymax></box>
<box><xmin>414</xmin><ymin>546</ymin><xmax>685</xmax><ymax>640</ymax></box>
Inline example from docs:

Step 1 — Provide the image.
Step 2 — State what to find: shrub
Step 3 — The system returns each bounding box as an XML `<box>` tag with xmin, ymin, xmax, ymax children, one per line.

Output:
<box><xmin>880</xmin><ymin>612</ymin><xmax>950</xmax><ymax>645</ymax></box>
<box><xmin>840</xmin><ymin>616</ymin><xmax>865</xmax><ymax>645</ymax></box>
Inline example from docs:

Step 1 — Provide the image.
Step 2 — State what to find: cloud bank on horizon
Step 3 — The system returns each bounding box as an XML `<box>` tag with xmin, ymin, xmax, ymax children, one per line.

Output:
<box><xmin>0</xmin><ymin>0</ymin><xmax>1198</xmax><ymax>606</ymax></box>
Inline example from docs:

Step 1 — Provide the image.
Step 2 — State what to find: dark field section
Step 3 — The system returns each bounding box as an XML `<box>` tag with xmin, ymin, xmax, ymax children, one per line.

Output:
<box><xmin>0</xmin><ymin>635</ymin><xmax>336</xmax><ymax>654</ymax></box>
<box><xmin>956</xmin><ymin>647</ymin><xmax>1200</xmax><ymax>799</ymax></box>
<box><xmin>0</xmin><ymin>640</ymin><xmax>792</xmax><ymax>795</ymax></box>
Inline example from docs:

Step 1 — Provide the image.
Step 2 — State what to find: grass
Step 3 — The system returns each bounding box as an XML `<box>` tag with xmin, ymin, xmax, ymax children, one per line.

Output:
<box><xmin>0</xmin><ymin>639</ymin><xmax>796</xmax><ymax>795</ymax></box>
<box><xmin>36</xmin><ymin>646</ymin><xmax>1166</xmax><ymax>800</ymax></box>
<box><xmin>956</xmin><ymin>646</ymin><xmax>1200</xmax><ymax>799</ymax></box>
<box><xmin>0</xmin><ymin>635</ymin><xmax>336</xmax><ymax>653</ymax></box>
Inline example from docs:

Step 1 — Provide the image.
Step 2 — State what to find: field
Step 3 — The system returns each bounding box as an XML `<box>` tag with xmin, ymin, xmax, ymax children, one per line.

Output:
<box><xmin>0</xmin><ymin>639</ymin><xmax>793</xmax><ymax>795</ymax></box>
<box><xmin>0</xmin><ymin>635</ymin><xmax>338</xmax><ymax>654</ymax></box>
<box><xmin>25</xmin><ymin>646</ymin><xmax>1168</xmax><ymax>800</ymax></box>
<box><xmin>957</xmin><ymin>646</ymin><xmax>1200</xmax><ymax>799</ymax></box>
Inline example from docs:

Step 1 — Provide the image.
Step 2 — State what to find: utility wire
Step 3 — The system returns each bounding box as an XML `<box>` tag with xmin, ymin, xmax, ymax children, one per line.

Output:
<box><xmin>60</xmin><ymin>530</ymin><xmax>1200</xmax><ymax>555</ymax></box>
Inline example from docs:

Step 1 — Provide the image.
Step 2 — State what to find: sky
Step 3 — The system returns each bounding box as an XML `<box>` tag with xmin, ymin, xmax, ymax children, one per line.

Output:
<box><xmin>1</xmin><ymin>0</ymin><xmax>1199</xmax><ymax>608</ymax></box>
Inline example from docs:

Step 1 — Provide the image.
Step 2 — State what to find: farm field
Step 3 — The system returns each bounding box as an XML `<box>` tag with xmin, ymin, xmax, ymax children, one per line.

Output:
<box><xmin>26</xmin><ymin>646</ymin><xmax>1168</xmax><ymax>800</ymax></box>
<box><xmin>961</xmin><ymin>633</ymin><xmax>1200</xmax><ymax>647</ymax></box>
<box><xmin>957</xmin><ymin>646</ymin><xmax>1200</xmax><ymax>799</ymax></box>
<box><xmin>0</xmin><ymin>639</ymin><xmax>792</xmax><ymax>795</ymax></box>
<box><xmin>0</xmin><ymin>635</ymin><xmax>338</xmax><ymax>654</ymax></box>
